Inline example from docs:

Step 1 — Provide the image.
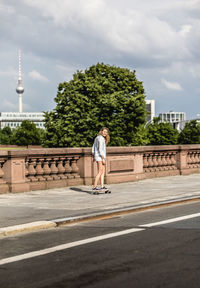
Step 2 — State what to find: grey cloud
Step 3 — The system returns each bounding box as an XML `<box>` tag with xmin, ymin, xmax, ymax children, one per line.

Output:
<box><xmin>0</xmin><ymin>0</ymin><xmax>200</xmax><ymax>118</ymax></box>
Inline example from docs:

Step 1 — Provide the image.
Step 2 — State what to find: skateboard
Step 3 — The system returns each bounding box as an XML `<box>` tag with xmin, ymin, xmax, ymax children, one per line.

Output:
<box><xmin>92</xmin><ymin>189</ymin><xmax>111</xmax><ymax>195</ymax></box>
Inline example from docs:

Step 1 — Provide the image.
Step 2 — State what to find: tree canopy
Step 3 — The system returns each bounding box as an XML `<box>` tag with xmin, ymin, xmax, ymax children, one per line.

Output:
<box><xmin>179</xmin><ymin>120</ymin><xmax>200</xmax><ymax>144</ymax></box>
<box><xmin>0</xmin><ymin>126</ymin><xmax>13</xmax><ymax>144</ymax></box>
<box><xmin>44</xmin><ymin>63</ymin><xmax>147</xmax><ymax>147</ymax></box>
<box><xmin>147</xmin><ymin>117</ymin><xmax>179</xmax><ymax>145</ymax></box>
<box><xmin>11</xmin><ymin>120</ymin><xmax>41</xmax><ymax>146</ymax></box>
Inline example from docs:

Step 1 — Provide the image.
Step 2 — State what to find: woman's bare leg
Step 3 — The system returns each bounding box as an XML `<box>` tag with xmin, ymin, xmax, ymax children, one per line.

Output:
<box><xmin>93</xmin><ymin>161</ymin><xmax>104</xmax><ymax>188</ymax></box>
<box><xmin>100</xmin><ymin>164</ymin><xmax>105</xmax><ymax>188</ymax></box>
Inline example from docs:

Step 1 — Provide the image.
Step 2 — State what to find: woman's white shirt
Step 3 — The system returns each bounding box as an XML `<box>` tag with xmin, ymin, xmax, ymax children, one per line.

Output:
<box><xmin>92</xmin><ymin>135</ymin><xmax>106</xmax><ymax>161</ymax></box>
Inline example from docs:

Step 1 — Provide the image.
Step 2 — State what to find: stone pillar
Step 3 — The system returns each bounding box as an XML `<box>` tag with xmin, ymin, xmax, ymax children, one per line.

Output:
<box><xmin>177</xmin><ymin>148</ymin><xmax>188</xmax><ymax>174</ymax></box>
<box><xmin>78</xmin><ymin>148</ymin><xmax>93</xmax><ymax>185</ymax></box>
<box><xmin>134</xmin><ymin>153</ymin><xmax>143</xmax><ymax>174</ymax></box>
<box><xmin>3</xmin><ymin>153</ymin><xmax>30</xmax><ymax>193</ymax></box>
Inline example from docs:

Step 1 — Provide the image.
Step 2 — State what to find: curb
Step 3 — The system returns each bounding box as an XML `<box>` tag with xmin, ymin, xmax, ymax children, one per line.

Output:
<box><xmin>52</xmin><ymin>194</ymin><xmax>200</xmax><ymax>226</ymax></box>
<box><xmin>0</xmin><ymin>195</ymin><xmax>200</xmax><ymax>237</ymax></box>
<box><xmin>0</xmin><ymin>221</ymin><xmax>56</xmax><ymax>237</ymax></box>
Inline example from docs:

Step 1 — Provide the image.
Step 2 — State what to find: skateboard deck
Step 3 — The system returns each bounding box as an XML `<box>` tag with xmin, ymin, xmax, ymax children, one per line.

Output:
<box><xmin>92</xmin><ymin>189</ymin><xmax>111</xmax><ymax>195</ymax></box>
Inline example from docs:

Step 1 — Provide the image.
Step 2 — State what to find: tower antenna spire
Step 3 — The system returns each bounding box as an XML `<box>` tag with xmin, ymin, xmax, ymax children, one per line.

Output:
<box><xmin>16</xmin><ymin>49</ymin><xmax>24</xmax><ymax>113</ymax></box>
<box><xmin>19</xmin><ymin>49</ymin><xmax>22</xmax><ymax>80</ymax></box>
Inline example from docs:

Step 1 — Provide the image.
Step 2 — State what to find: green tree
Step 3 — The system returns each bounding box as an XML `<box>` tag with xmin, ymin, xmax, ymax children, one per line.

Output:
<box><xmin>38</xmin><ymin>128</ymin><xmax>46</xmax><ymax>146</ymax></box>
<box><xmin>179</xmin><ymin>120</ymin><xmax>200</xmax><ymax>144</ymax></box>
<box><xmin>11</xmin><ymin>120</ymin><xmax>41</xmax><ymax>146</ymax></box>
<box><xmin>44</xmin><ymin>63</ymin><xmax>147</xmax><ymax>147</ymax></box>
<box><xmin>0</xmin><ymin>126</ymin><xmax>13</xmax><ymax>144</ymax></box>
<box><xmin>147</xmin><ymin>117</ymin><xmax>179</xmax><ymax>145</ymax></box>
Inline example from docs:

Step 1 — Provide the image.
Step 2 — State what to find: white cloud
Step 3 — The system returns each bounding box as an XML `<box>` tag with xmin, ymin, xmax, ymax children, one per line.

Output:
<box><xmin>23</xmin><ymin>0</ymin><xmax>180</xmax><ymax>57</ymax></box>
<box><xmin>28</xmin><ymin>70</ymin><xmax>49</xmax><ymax>82</ymax></box>
<box><xmin>161</xmin><ymin>79</ymin><xmax>183</xmax><ymax>91</ymax></box>
<box><xmin>179</xmin><ymin>24</ymin><xmax>192</xmax><ymax>37</ymax></box>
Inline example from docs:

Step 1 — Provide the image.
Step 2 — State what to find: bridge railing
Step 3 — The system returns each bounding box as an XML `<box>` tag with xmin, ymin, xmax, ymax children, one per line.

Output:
<box><xmin>0</xmin><ymin>145</ymin><xmax>200</xmax><ymax>193</ymax></box>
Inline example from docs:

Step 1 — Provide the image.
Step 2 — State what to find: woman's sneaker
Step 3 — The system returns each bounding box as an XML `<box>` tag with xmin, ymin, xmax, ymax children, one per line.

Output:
<box><xmin>92</xmin><ymin>187</ymin><xmax>100</xmax><ymax>194</ymax></box>
<box><xmin>101</xmin><ymin>186</ymin><xmax>109</xmax><ymax>192</ymax></box>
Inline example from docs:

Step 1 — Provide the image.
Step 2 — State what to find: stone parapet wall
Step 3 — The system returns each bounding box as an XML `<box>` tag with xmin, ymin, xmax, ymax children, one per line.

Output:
<box><xmin>0</xmin><ymin>145</ymin><xmax>200</xmax><ymax>193</ymax></box>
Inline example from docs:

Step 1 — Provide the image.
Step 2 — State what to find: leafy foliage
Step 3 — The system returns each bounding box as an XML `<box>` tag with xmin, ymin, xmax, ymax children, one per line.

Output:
<box><xmin>0</xmin><ymin>127</ymin><xmax>13</xmax><ymax>144</ymax></box>
<box><xmin>147</xmin><ymin>117</ymin><xmax>179</xmax><ymax>145</ymax></box>
<box><xmin>179</xmin><ymin>120</ymin><xmax>200</xmax><ymax>144</ymax></box>
<box><xmin>11</xmin><ymin>120</ymin><xmax>41</xmax><ymax>146</ymax></box>
<box><xmin>44</xmin><ymin>63</ymin><xmax>147</xmax><ymax>147</ymax></box>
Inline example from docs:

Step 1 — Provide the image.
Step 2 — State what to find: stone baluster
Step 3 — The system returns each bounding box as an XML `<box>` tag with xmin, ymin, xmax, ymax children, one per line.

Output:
<box><xmin>193</xmin><ymin>152</ymin><xmax>198</xmax><ymax>168</ymax></box>
<box><xmin>190</xmin><ymin>152</ymin><xmax>194</xmax><ymax>167</ymax></box>
<box><xmin>145</xmin><ymin>154</ymin><xmax>151</xmax><ymax>172</ymax></box>
<box><xmin>35</xmin><ymin>158</ymin><xmax>45</xmax><ymax>181</ymax></box>
<box><xmin>192</xmin><ymin>152</ymin><xmax>196</xmax><ymax>167</ymax></box>
<box><xmin>157</xmin><ymin>153</ymin><xmax>162</xmax><ymax>171</ymax></box>
<box><xmin>189</xmin><ymin>152</ymin><xmax>193</xmax><ymax>167</ymax></box>
<box><xmin>152</xmin><ymin>153</ymin><xmax>159</xmax><ymax>171</ymax></box>
<box><xmin>25</xmin><ymin>158</ymin><xmax>30</xmax><ymax>182</ymax></box>
<box><xmin>186</xmin><ymin>152</ymin><xmax>191</xmax><ymax>167</ymax></box>
<box><xmin>197</xmin><ymin>152</ymin><xmax>200</xmax><ymax>167</ymax></box>
<box><xmin>57</xmin><ymin>157</ymin><xmax>67</xmax><ymax>179</ymax></box>
<box><xmin>143</xmin><ymin>154</ymin><xmax>148</xmax><ymax>172</ymax></box>
<box><xmin>71</xmin><ymin>157</ymin><xmax>80</xmax><ymax>178</ymax></box>
<box><xmin>50</xmin><ymin>158</ymin><xmax>60</xmax><ymax>180</ymax></box>
<box><xmin>64</xmin><ymin>159</ymin><xmax>73</xmax><ymax>178</ymax></box>
<box><xmin>162</xmin><ymin>153</ymin><xmax>168</xmax><ymax>170</ymax></box>
<box><xmin>147</xmin><ymin>154</ymin><xmax>154</xmax><ymax>172</ymax></box>
<box><xmin>165</xmin><ymin>153</ymin><xmax>172</xmax><ymax>170</ymax></box>
<box><xmin>43</xmin><ymin>158</ymin><xmax>52</xmax><ymax>180</ymax></box>
<box><xmin>159</xmin><ymin>154</ymin><xmax>165</xmax><ymax>170</ymax></box>
<box><xmin>190</xmin><ymin>152</ymin><xmax>196</xmax><ymax>168</ymax></box>
<box><xmin>28</xmin><ymin>158</ymin><xmax>38</xmax><ymax>182</ymax></box>
<box><xmin>171</xmin><ymin>152</ymin><xmax>177</xmax><ymax>169</ymax></box>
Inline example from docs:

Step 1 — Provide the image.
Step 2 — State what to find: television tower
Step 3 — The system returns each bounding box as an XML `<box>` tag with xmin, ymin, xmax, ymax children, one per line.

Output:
<box><xmin>16</xmin><ymin>49</ymin><xmax>24</xmax><ymax>113</ymax></box>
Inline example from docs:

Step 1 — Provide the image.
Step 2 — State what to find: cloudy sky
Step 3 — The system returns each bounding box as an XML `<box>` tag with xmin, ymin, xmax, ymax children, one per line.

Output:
<box><xmin>0</xmin><ymin>0</ymin><xmax>200</xmax><ymax>119</ymax></box>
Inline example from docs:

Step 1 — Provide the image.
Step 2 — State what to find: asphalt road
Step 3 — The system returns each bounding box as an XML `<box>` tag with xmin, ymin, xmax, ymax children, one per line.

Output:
<box><xmin>0</xmin><ymin>201</ymin><xmax>200</xmax><ymax>288</ymax></box>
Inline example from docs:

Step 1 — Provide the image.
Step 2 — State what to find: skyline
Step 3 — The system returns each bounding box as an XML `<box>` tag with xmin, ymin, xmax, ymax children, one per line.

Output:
<box><xmin>0</xmin><ymin>0</ymin><xmax>200</xmax><ymax>119</ymax></box>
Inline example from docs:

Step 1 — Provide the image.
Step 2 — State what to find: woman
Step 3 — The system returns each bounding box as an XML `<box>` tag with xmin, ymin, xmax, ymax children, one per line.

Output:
<box><xmin>92</xmin><ymin>127</ymin><xmax>110</xmax><ymax>192</ymax></box>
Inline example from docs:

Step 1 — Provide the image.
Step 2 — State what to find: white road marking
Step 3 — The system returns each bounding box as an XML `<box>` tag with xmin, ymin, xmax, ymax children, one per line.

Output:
<box><xmin>139</xmin><ymin>212</ymin><xmax>200</xmax><ymax>227</ymax></box>
<box><xmin>0</xmin><ymin>228</ymin><xmax>144</xmax><ymax>266</ymax></box>
<box><xmin>1</xmin><ymin>212</ymin><xmax>200</xmax><ymax>266</ymax></box>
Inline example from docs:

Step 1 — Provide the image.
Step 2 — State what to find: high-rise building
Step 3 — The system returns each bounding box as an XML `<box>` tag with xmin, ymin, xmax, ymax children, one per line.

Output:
<box><xmin>146</xmin><ymin>99</ymin><xmax>155</xmax><ymax>123</ymax></box>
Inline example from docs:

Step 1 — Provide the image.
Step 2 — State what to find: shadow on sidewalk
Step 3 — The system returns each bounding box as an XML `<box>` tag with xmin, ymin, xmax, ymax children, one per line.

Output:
<box><xmin>70</xmin><ymin>187</ymin><xmax>93</xmax><ymax>195</ymax></box>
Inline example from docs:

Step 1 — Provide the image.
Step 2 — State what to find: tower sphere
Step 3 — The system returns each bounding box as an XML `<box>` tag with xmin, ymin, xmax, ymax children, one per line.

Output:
<box><xmin>16</xmin><ymin>85</ymin><xmax>24</xmax><ymax>94</ymax></box>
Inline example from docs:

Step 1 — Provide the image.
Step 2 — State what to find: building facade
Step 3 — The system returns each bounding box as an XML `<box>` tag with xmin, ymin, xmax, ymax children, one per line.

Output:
<box><xmin>159</xmin><ymin>111</ymin><xmax>186</xmax><ymax>130</ymax></box>
<box><xmin>0</xmin><ymin>112</ymin><xmax>45</xmax><ymax>129</ymax></box>
<box><xmin>146</xmin><ymin>99</ymin><xmax>155</xmax><ymax>123</ymax></box>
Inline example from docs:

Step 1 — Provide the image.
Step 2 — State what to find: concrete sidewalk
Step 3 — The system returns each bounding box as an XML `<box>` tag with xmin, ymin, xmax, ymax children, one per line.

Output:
<box><xmin>0</xmin><ymin>174</ymin><xmax>200</xmax><ymax>237</ymax></box>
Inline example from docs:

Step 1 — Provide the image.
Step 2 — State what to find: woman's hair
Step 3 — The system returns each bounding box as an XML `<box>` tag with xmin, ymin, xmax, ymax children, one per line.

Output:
<box><xmin>98</xmin><ymin>127</ymin><xmax>110</xmax><ymax>145</ymax></box>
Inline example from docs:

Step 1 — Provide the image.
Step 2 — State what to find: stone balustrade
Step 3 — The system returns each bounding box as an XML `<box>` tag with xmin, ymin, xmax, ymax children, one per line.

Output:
<box><xmin>0</xmin><ymin>145</ymin><xmax>200</xmax><ymax>193</ymax></box>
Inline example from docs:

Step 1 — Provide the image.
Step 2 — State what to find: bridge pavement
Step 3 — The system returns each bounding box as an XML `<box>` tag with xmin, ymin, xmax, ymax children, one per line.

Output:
<box><xmin>0</xmin><ymin>173</ymin><xmax>200</xmax><ymax>237</ymax></box>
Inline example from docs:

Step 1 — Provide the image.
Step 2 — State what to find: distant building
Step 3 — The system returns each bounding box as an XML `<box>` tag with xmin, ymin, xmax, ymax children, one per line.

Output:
<box><xmin>146</xmin><ymin>99</ymin><xmax>155</xmax><ymax>122</ymax></box>
<box><xmin>159</xmin><ymin>111</ymin><xmax>186</xmax><ymax>130</ymax></box>
<box><xmin>0</xmin><ymin>112</ymin><xmax>45</xmax><ymax>129</ymax></box>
